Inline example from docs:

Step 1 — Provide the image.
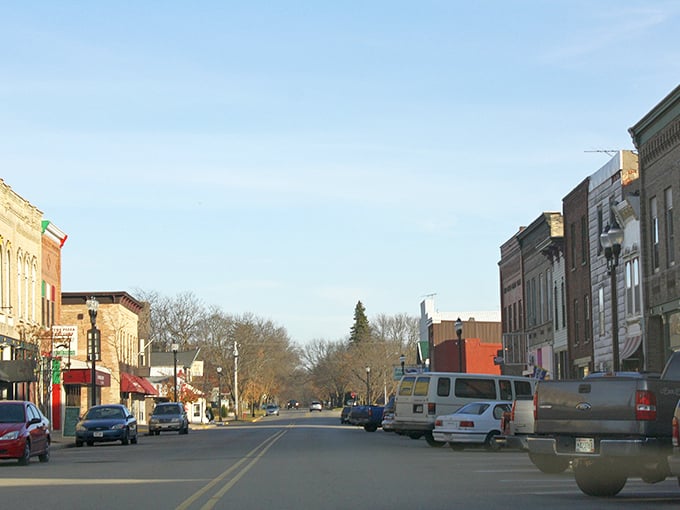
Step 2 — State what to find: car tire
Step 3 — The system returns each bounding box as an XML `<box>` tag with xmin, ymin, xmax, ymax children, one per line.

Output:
<box><xmin>131</xmin><ymin>434</ymin><xmax>138</xmax><ymax>444</ymax></box>
<box><xmin>424</xmin><ymin>432</ymin><xmax>445</xmax><ymax>447</ymax></box>
<box><xmin>484</xmin><ymin>431</ymin><xmax>501</xmax><ymax>452</ymax></box>
<box><xmin>75</xmin><ymin>440</ymin><xmax>83</xmax><ymax>447</ymax></box>
<box><xmin>573</xmin><ymin>459</ymin><xmax>627</xmax><ymax>497</ymax></box>
<box><xmin>38</xmin><ymin>442</ymin><xmax>50</xmax><ymax>462</ymax></box>
<box><xmin>86</xmin><ymin>441</ymin><xmax>94</xmax><ymax>447</ymax></box>
<box><xmin>18</xmin><ymin>441</ymin><xmax>30</xmax><ymax>465</ymax></box>
<box><xmin>528</xmin><ymin>452</ymin><xmax>570</xmax><ymax>474</ymax></box>
<box><xmin>121</xmin><ymin>430</ymin><xmax>129</xmax><ymax>445</ymax></box>
<box><xmin>155</xmin><ymin>430</ymin><xmax>161</xmax><ymax>436</ymax></box>
<box><xmin>408</xmin><ymin>432</ymin><xmax>423</xmax><ymax>440</ymax></box>
<box><xmin>364</xmin><ymin>424</ymin><xmax>378</xmax><ymax>432</ymax></box>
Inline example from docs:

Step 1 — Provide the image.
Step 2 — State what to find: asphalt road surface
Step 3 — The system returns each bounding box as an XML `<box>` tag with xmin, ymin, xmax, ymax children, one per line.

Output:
<box><xmin>2</xmin><ymin>409</ymin><xmax>680</xmax><ymax>510</ymax></box>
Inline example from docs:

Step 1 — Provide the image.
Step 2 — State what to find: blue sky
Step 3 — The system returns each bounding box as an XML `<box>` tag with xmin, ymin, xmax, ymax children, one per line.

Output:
<box><xmin>2</xmin><ymin>1</ymin><xmax>678</xmax><ymax>344</ymax></box>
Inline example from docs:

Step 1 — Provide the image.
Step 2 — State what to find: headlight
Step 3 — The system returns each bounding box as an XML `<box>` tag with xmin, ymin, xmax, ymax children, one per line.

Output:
<box><xmin>0</xmin><ymin>431</ymin><xmax>20</xmax><ymax>440</ymax></box>
<box><xmin>111</xmin><ymin>423</ymin><xmax>125</xmax><ymax>430</ymax></box>
<box><xmin>75</xmin><ymin>424</ymin><xmax>86</xmax><ymax>432</ymax></box>
<box><xmin>149</xmin><ymin>418</ymin><xmax>158</xmax><ymax>424</ymax></box>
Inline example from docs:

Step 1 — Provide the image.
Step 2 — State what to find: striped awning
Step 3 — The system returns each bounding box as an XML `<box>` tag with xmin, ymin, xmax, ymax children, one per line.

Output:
<box><xmin>620</xmin><ymin>323</ymin><xmax>643</xmax><ymax>360</ymax></box>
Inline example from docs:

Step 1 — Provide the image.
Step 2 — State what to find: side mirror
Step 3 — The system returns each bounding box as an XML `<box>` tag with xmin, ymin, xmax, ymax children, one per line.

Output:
<box><xmin>29</xmin><ymin>417</ymin><xmax>42</xmax><ymax>425</ymax></box>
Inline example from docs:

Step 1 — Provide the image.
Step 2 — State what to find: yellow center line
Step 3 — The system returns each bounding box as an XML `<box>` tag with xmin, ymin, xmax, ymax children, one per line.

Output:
<box><xmin>175</xmin><ymin>428</ymin><xmax>288</xmax><ymax>510</ymax></box>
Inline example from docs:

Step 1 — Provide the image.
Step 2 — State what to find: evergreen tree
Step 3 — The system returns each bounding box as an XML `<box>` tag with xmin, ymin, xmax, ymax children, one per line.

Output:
<box><xmin>349</xmin><ymin>300</ymin><xmax>371</xmax><ymax>344</ymax></box>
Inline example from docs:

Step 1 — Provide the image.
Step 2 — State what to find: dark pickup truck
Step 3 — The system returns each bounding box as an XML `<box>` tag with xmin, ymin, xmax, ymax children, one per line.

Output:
<box><xmin>347</xmin><ymin>404</ymin><xmax>384</xmax><ymax>432</ymax></box>
<box><xmin>528</xmin><ymin>350</ymin><xmax>680</xmax><ymax>497</ymax></box>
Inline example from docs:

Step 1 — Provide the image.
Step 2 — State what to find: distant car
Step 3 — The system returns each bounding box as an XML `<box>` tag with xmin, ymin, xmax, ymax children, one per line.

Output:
<box><xmin>286</xmin><ymin>400</ymin><xmax>299</xmax><ymax>410</ymax></box>
<box><xmin>433</xmin><ymin>401</ymin><xmax>512</xmax><ymax>451</ymax></box>
<box><xmin>149</xmin><ymin>402</ymin><xmax>189</xmax><ymax>435</ymax></box>
<box><xmin>0</xmin><ymin>400</ymin><xmax>50</xmax><ymax>465</ymax></box>
<box><xmin>381</xmin><ymin>396</ymin><xmax>396</xmax><ymax>432</ymax></box>
<box><xmin>310</xmin><ymin>401</ymin><xmax>323</xmax><ymax>412</ymax></box>
<box><xmin>75</xmin><ymin>404</ymin><xmax>138</xmax><ymax>447</ymax></box>
<box><xmin>265</xmin><ymin>404</ymin><xmax>280</xmax><ymax>416</ymax></box>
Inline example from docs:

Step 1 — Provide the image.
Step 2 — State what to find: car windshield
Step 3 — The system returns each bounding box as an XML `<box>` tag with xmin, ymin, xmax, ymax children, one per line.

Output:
<box><xmin>0</xmin><ymin>403</ymin><xmax>25</xmax><ymax>423</ymax></box>
<box><xmin>86</xmin><ymin>407</ymin><xmax>125</xmax><ymax>420</ymax></box>
<box><xmin>154</xmin><ymin>406</ymin><xmax>181</xmax><ymax>415</ymax></box>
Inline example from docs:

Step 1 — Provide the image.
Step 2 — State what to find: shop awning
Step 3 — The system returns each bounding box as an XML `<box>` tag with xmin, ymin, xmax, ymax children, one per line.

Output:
<box><xmin>620</xmin><ymin>323</ymin><xmax>643</xmax><ymax>360</ymax></box>
<box><xmin>63</xmin><ymin>368</ymin><xmax>111</xmax><ymax>387</ymax></box>
<box><xmin>120</xmin><ymin>372</ymin><xmax>158</xmax><ymax>396</ymax></box>
<box><xmin>0</xmin><ymin>360</ymin><xmax>37</xmax><ymax>382</ymax></box>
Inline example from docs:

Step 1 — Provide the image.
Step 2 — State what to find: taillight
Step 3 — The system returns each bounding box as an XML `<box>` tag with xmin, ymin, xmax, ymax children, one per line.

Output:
<box><xmin>672</xmin><ymin>417</ymin><xmax>679</xmax><ymax>447</ymax></box>
<box><xmin>533</xmin><ymin>391</ymin><xmax>538</xmax><ymax>421</ymax></box>
<box><xmin>428</xmin><ymin>402</ymin><xmax>436</xmax><ymax>415</ymax></box>
<box><xmin>435</xmin><ymin>419</ymin><xmax>443</xmax><ymax>427</ymax></box>
<box><xmin>510</xmin><ymin>400</ymin><xmax>517</xmax><ymax>422</ymax></box>
<box><xmin>459</xmin><ymin>420</ymin><xmax>474</xmax><ymax>428</ymax></box>
<box><xmin>635</xmin><ymin>390</ymin><xmax>657</xmax><ymax>421</ymax></box>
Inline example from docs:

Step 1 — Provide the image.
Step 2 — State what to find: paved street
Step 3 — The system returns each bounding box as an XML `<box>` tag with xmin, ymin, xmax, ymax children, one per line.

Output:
<box><xmin>2</xmin><ymin>409</ymin><xmax>680</xmax><ymax>510</ymax></box>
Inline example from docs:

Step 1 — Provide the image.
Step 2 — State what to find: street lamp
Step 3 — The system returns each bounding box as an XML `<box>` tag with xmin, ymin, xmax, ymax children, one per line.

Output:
<box><xmin>399</xmin><ymin>354</ymin><xmax>405</xmax><ymax>376</ymax></box>
<box><xmin>233</xmin><ymin>342</ymin><xmax>239</xmax><ymax>421</ymax></box>
<box><xmin>171</xmin><ymin>344</ymin><xmax>179</xmax><ymax>402</ymax></box>
<box><xmin>365</xmin><ymin>366</ymin><xmax>371</xmax><ymax>405</ymax></box>
<box><xmin>86</xmin><ymin>297</ymin><xmax>99</xmax><ymax>408</ymax></box>
<box><xmin>600</xmin><ymin>220</ymin><xmax>624</xmax><ymax>372</ymax></box>
<box><xmin>455</xmin><ymin>318</ymin><xmax>464</xmax><ymax>373</ymax></box>
<box><xmin>216</xmin><ymin>366</ymin><xmax>223</xmax><ymax>422</ymax></box>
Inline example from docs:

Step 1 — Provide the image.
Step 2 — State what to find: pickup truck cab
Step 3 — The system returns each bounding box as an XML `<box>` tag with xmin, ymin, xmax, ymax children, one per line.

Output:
<box><xmin>528</xmin><ymin>351</ymin><xmax>680</xmax><ymax>497</ymax></box>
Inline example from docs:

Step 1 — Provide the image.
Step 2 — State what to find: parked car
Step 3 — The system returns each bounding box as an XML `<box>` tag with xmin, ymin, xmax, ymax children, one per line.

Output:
<box><xmin>348</xmin><ymin>404</ymin><xmax>384</xmax><ymax>432</ymax></box>
<box><xmin>265</xmin><ymin>404</ymin><xmax>280</xmax><ymax>416</ymax></box>
<box><xmin>148</xmin><ymin>402</ymin><xmax>189</xmax><ymax>435</ymax></box>
<box><xmin>0</xmin><ymin>400</ymin><xmax>50</xmax><ymax>465</ymax></box>
<box><xmin>433</xmin><ymin>401</ymin><xmax>511</xmax><ymax>451</ymax></box>
<box><xmin>75</xmin><ymin>404</ymin><xmax>138</xmax><ymax>447</ymax></box>
<box><xmin>309</xmin><ymin>401</ymin><xmax>323</xmax><ymax>412</ymax></box>
<box><xmin>381</xmin><ymin>396</ymin><xmax>396</xmax><ymax>432</ymax></box>
<box><xmin>669</xmin><ymin>397</ymin><xmax>680</xmax><ymax>477</ymax></box>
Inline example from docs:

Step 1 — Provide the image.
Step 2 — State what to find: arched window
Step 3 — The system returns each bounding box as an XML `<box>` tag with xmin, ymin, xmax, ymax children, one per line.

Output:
<box><xmin>16</xmin><ymin>251</ymin><xmax>22</xmax><ymax>319</ymax></box>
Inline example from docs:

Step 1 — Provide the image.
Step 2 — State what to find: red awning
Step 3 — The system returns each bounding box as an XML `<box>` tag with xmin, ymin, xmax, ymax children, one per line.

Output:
<box><xmin>120</xmin><ymin>372</ymin><xmax>158</xmax><ymax>396</ymax></box>
<box><xmin>63</xmin><ymin>368</ymin><xmax>111</xmax><ymax>387</ymax></box>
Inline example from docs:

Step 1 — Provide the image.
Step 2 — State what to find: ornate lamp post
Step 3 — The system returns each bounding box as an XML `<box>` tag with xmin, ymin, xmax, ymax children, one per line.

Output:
<box><xmin>455</xmin><ymin>318</ymin><xmax>464</xmax><ymax>372</ymax></box>
<box><xmin>600</xmin><ymin>220</ymin><xmax>624</xmax><ymax>372</ymax></box>
<box><xmin>365</xmin><ymin>366</ymin><xmax>371</xmax><ymax>405</ymax></box>
<box><xmin>216</xmin><ymin>366</ymin><xmax>223</xmax><ymax>422</ymax></box>
<box><xmin>171</xmin><ymin>344</ymin><xmax>179</xmax><ymax>402</ymax></box>
<box><xmin>86</xmin><ymin>297</ymin><xmax>100</xmax><ymax>408</ymax></box>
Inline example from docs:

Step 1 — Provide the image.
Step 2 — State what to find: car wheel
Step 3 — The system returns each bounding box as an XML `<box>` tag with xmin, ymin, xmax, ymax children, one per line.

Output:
<box><xmin>408</xmin><ymin>432</ymin><xmax>423</xmax><ymax>440</ymax></box>
<box><xmin>484</xmin><ymin>431</ymin><xmax>501</xmax><ymax>452</ymax></box>
<box><xmin>75</xmin><ymin>440</ymin><xmax>83</xmax><ymax>447</ymax></box>
<box><xmin>528</xmin><ymin>452</ymin><xmax>570</xmax><ymax>474</ymax></box>
<box><xmin>86</xmin><ymin>441</ymin><xmax>94</xmax><ymax>447</ymax></box>
<box><xmin>424</xmin><ymin>432</ymin><xmax>445</xmax><ymax>447</ymax></box>
<box><xmin>18</xmin><ymin>441</ymin><xmax>30</xmax><ymax>465</ymax></box>
<box><xmin>573</xmin><ymin>459</ymin><xmax>627</xmax><ymax>497</ymax></box>
<box><xmin>155</xmin><ymin>430</ymin><xmax>161</xmax><ymax>436</ymax></box>
<box><xmin>38</xmin><ymin>442</ymin><xmax>50</xmax><ymax>462</ymax></box>
<box><xmin>131</xmin><ymin>433</ymin><xmax>138</xmax><ymax>444</ymax></box>
<box><xmin>121</xmin><ymin>430</ymin><xmax>129</xmax><ymax>445</ymax></box>
<box><xmin>364</xmin><ymin>424</ymin><xmax>378</xmax><ymax>432</ymax></box>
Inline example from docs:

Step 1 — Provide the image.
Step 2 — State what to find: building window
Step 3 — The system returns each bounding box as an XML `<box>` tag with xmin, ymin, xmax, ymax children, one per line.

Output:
<box><xmin>554</xmin><ymin>283</ymin><xmax>559</xmax><ymax>331</ymax></box>
<box><xmin>538</xmin><ymin>273</ymin><xmax>544</xmax><ymax>324</ymax></box>
<box><xmin>573</xmin><ymin>299</ymin><xmax>580</xmax><ymax>346</ymax></box>
<box><xmin>581</xmin><ymin>215</ymin><xmax>588</xmax><ymax>265</ymax></box>
<box><xmin>665</xmin><ymin>187</ymin><xmax>675</xmax><ymax>267</ymax></box>
<box><xmin>651</xmin><ymin>196</ymin><xmax>660</xmax><ymax>271</ymax></box>
<box><xmin>597</xmin><ymin>205</ymin><xmax>604</xmax><ymax>256</ymax></box>
<box><xmin>546</xmin><ymin>269</ymin><xmax>552</xmax><ymax>322</ymax></box>
<box><xmin>570</xmin><ymin>223</ymin><xmax>576</xmax><ymax>270</ymax></box>
<box><xmin>561</xmin><ymin>282</ymin><xmax>566</xmax><ymax>329</ymax></box>
<box><xmin>584</xmin><ymin>293</ymin><xmax>591</xmax><ymax>343</ymax></box>
<box><xmin>598</xmin><ymin>286</ymin><xmax>605</xmax><ymax>336</ymax></box>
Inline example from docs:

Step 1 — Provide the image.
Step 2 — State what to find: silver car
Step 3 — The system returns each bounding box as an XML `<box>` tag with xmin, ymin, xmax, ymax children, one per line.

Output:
<box><xmin>149</xmin><ymin>402</ymin><xmax>189</xmax><ymax>435</ymax></box>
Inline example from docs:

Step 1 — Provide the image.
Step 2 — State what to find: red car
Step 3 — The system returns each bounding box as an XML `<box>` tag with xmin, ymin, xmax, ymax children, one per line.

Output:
<box><xmin>0</xmin><ymin>400</ymin><xmax>50</xmax><ymax>465</ymax></box>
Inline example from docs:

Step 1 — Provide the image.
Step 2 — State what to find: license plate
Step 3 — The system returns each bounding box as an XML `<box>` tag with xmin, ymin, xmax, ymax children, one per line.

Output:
<box><xmin>94</xmin><ymin>431</ymin><xmax>104</xmax><ymax>438</ymax></box>
<box><xmin>575</xmin><ymin>437</ymin><xmax>594</xmax><ymax>453</ymax></box>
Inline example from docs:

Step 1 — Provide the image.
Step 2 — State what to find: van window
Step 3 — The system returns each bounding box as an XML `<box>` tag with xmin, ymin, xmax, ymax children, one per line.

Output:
<box><xmin>499</xmin><ymin>380</ymin><xmax>512</xmax><ymax>400</ymax></box>
<box><xmin>398</xmin><ymin>377</ymin><xmax>415</xmax><ymax>396</ymax></box>
<box><xmin>514</xmin><ymin>380</ymin><xmax>533</xmax><ymax>398</ymax></box>
<box><xmin>454</xmin><ymin>378</ymin><xmax>496</xmax><ymax>400</ymax></box>
<box><xmin>437</xmin><ymin>377</ymin><xmax>451</xmax><ymax>397</ymax></box>
<box><xmin>413</xmin><ymin>376</ymin><xmax>430</xmax><ymax>396</ymax></box>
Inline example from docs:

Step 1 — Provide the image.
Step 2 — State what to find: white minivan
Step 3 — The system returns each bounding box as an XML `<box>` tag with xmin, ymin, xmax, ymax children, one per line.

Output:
<box><xmin>393</xmin><ymin>372</ymin><xmax>536</xmax><ymax>446</ymax></box>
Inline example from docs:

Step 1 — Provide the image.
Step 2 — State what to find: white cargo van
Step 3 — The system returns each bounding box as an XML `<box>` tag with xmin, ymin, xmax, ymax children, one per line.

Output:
<box><xmin>393</xmin><ymin>372</ymin><xmax>536</xmax><ymax>446</ymax></box>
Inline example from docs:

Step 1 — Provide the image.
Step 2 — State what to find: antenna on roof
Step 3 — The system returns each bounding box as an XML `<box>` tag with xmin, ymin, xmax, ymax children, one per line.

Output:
<box><xmin>584</xmin><ymin>150</ymin><xmax>620</xmax><ymax>157</ymax></box>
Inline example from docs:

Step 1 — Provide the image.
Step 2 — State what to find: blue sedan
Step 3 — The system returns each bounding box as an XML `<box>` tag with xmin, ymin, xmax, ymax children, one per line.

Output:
<box><xmin>75</xmin><ymin>404</ymin><xmax>138</xmax><ymax>447</ymax></box>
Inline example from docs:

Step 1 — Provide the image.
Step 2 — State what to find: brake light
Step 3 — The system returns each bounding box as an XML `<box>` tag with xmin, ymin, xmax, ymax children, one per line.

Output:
<box><xmin>533</xmin><ymin>391</ymin><xmax>538</xmax><ymax>421</ymax></box>
<box><xmin>673</xmin><ymin>417</ymin><xmax>679</xmax><ymax>447</ymax></box>
<box><xmin>428</xmin><ymin>402</ymin><xmax>436</xmax><ymax>415</ymax></box>
<box><xmin>635</xmin><ymin>390</ymin><xmax>657</xmax><ymax>421</ymax></box>
<box><xmin>510</xmin><ymin>400</ymin><xmax>517</xmax><ymax>422</ymax></box>
<box><xmin>435</xmin><ymin>419</ymin><xmax>443</xmax><ymax>427</ymax></box>
<box><xmin>459</xmin><ymin>420</ymin><xmax>474</xmax><ymax>428</ymax></box>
